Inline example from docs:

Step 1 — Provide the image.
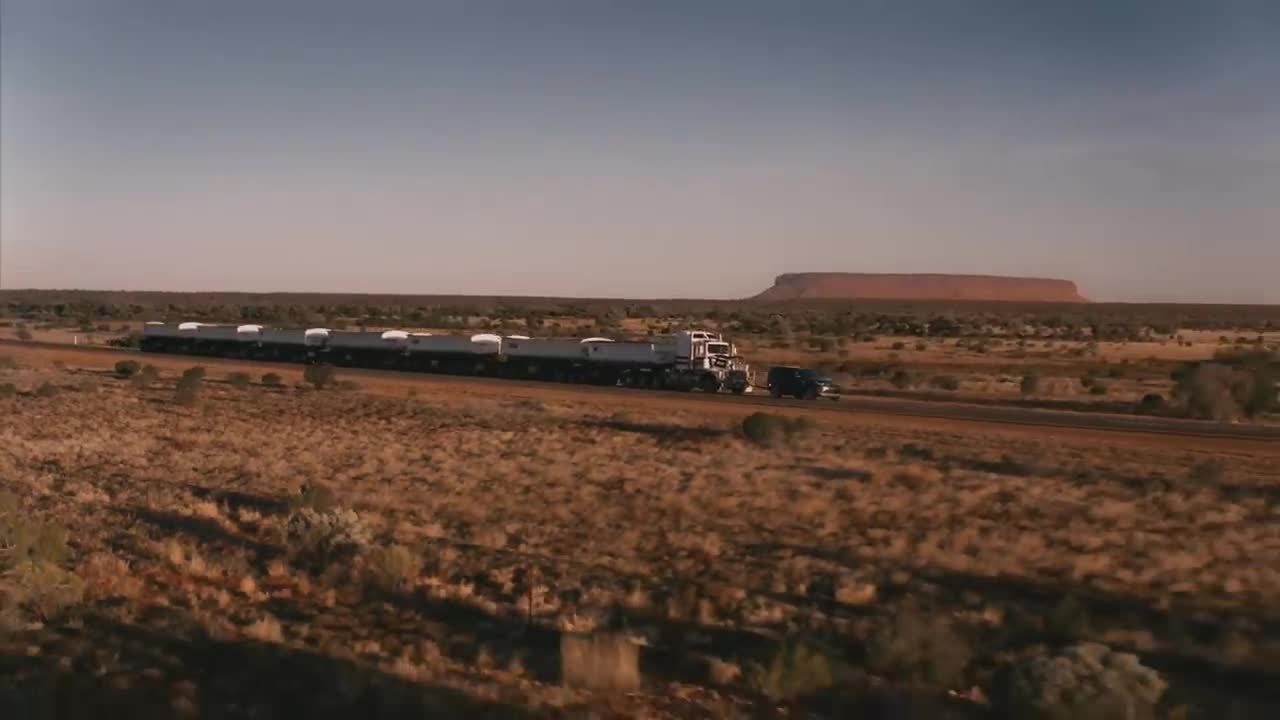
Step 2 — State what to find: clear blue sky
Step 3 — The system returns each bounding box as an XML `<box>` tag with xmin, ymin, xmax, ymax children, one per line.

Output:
<box><xmin>2</xmin><ymin>0</ymin><xmax>1277</xmax><ymax>302</ymax></box>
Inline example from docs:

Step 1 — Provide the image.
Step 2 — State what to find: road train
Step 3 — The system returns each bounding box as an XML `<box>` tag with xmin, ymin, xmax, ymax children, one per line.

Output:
<box><xmin>140</xmin><ymin>322</ymin><xmax>754</xmax><ymax>393</ymax></box>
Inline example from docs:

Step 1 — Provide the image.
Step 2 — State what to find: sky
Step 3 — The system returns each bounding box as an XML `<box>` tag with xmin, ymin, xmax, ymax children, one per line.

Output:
<box><xmin>1</xmin><ymin>1</ymin><xmax>1277</xmax><ymax>303</ymax></box>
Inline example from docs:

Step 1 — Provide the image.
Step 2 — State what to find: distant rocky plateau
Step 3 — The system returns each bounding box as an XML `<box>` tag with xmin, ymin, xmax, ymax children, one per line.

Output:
<box><xmin>752</xmin><ymin>273</ymin><xmax>1088</xmax><ymax>303</ymax></box>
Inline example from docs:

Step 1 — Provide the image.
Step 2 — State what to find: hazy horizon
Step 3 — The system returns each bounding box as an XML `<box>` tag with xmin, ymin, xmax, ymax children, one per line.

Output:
<box><xmin>3</xmin><ymin>1</ymin><xmax>1277</xmax><ymax>304</ymax></box>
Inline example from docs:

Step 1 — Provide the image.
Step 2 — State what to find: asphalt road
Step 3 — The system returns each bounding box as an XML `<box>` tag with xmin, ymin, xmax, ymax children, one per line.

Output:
<box><xmin>4</xmin><ymin>338</ymin><xmax>1279</xmax><ymax>445</ymax></box>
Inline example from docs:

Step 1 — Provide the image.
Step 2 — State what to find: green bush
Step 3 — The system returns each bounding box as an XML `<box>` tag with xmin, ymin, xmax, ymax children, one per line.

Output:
<box><xmin>303</xmin><ymin>364</ymin><xmax>335</xmax><ymax>390</ymax></box>
<box><xmin>114</xmin><ymin>360</ymin><xmax>141</xmax><ymax>378</ymax></box>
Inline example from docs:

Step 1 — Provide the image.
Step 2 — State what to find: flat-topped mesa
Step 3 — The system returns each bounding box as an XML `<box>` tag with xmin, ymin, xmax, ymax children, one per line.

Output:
<box><xmin>752</xmin><ymin>273</ymin><xmax>1088</xmax><ymax>303</ymax></box>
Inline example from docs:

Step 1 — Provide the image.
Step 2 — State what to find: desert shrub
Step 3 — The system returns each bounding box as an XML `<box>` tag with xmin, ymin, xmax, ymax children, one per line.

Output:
<box><xmin>1045</xmin><ymin>594</ymin><xmax>1093</xmax><ymax>643</ymax></box>
<box><xmin>261</xmin><ymin>372</ymin><xmax>283</xmax><ymax>387</ymax></box>
<box><xmin>992</xmin><ymin>643</ymin><xmax>1167</xmax><ymax>720</ymax></box>
<box><xmin>303</xmin><ymin>364</ymin><xmax>335</xmax><ymax>389</ymax></box>
<box><xmin>1137</xmin><ymin>393</ymin><xmax>1165</xmax><ymax>414</ymax></box>
<box><xmin>225</xmin><ymin>371</ymin><xmax>252</xmax><ymax>390</ymax></box>
<box><xmin>751</xmin><ymin>638</ymin><xmax>839</xmax><ymax>701</ymax></box>
<box><xmin>741</xmin><ymin>412</ymin><xmax>813</xmax><ymax>447</ymax></box>
<box><xmin>891</xmin><ymin>341</ymin><xmax>906</xmax><ymax>351</ymax></box>
<box><xmin>181</xmin><ymin>366</ymin><xmax>207</xmax><ymax>383</ymax></box>
<box><xmin>132</xmin><ymin>364</ymin><xmax>160</xmax><ymax>388</ymax></box>
<box><xmin>34</xmin><ymin>382</ymin><xmax>59</xmax><ymax>398</ymax></box>
<box><xmin>1089</xmin><ymin>382</ymin><xmax>1108</xmax><ymax>396</ymax></box>
<box><xmin>16</xmin><ymin>327</ymin><xmax>33</xmax><ymax>341</ymax></box>
<box><xmin>561</xmin><ymin>632</ymin><xmax>642</xmax><ymax>692</ymax></box>
<box><xmin>0</xmin><ymin>355</ymin><xmax>16</xmax><ymax>370</ymax></box>
<box><xmin>286</xmin><ymin>507</ymin><xmax>371</xmax><ymax>565</ymax></box>
<box><xmin>335</xmin><ymin>379</ymin><xmax>360</xmax><ymax>392</ymax></box>
<box><xmin>890</xmin><ymin>370</ymin><xmax>913</xmax><ymax>389</ymax></box>
<box><xmin>362</xmin><ymin>544</ymin><xmax>419</xmax><ymax>594</ymax></box>
<box><xmin>114</xmin><ymin>360</ymin><xmax>141</xmax><ymax>378</ymax></box>
<box><xmin>1020</xmin><ymin>374</ymin><xmax>1041</xmax><ymax>394</ymax></box>
<box><xmin>816</xmin><ymin>337</ymin><xmax>836</xmax><ymax>353</ymax></box>
<box><xmin>1172</xmin><ymin>363</ymin><xmax>1246</xmax><ymax>421</ymax></box>
<box><xmin>931</xmin><ymin>375</ymin><xmax>960</xmax><ymax>391</ymax></box>
<box><xmin>898</xmin><ymin>442</ymin><xmax>935</xmax><ymax>462</ymax></box>
<box><xmin>1186</xmin><ymin>458</ymin><xmax>1225</xmax><ymax>487</ymax></box>
<box><xmin>0</xmin><ymin>383</ymin><xmax>15</xmax><ymax>400</ymax></box>
<box><xmin>174</xmin><ymin>375</ymin><xmax>202</xmax><ymax>406</ymax></box>
<box><xmin>864</xmin><ymin>607</ymin><xmax>972</xmax><ymax>689</ymax></box>
<box><xmin>0</xmin><ymin>495</ymin><xmax>83</xmax><ymax>621</ymax></box>
<box><xmin>290</xmin><ymin>482</ymin><xmax>338</xmax><ymax>513</ymax></box>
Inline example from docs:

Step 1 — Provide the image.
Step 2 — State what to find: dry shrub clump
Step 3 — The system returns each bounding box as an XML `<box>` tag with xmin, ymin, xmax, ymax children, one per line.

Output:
<box><xmin>751</xmin><ymin>637</ymin><xmax>839</xmax><ymax>701</ymax></box>
<box><xmin>175</xmin><ymin>369</ymin><xmax>203</xmax><ymax>406</ymax></box>
<box><xmin>362</xmin><ymin>544</ymin><xmax>419</xmax><ymax>594</ymax></box>
<box><xmin>993</xmin><ymin>643</ymin><xmax>1167</xmax><ymax>720</ymax></box>
<box><xmin>561</xmin><ymin>632</ymin><xmax>641</xmax><ymax>692</ymax></box>
<box><xmin>741</xmin><ymin>412</ymin><xmax>814</xmax><ymax>447</ymax></box>
<box><xmin>1173</xmin><ymin>359</ymin><xmax>1277</xmax><ymax>421</ymax></box>
<box><xmin>261</xmin><ymin>372</ymin><xmax>284</xmax><ymax>387</ymax></box>
<box><xmin>0</xmin><ymin>490</ymin><xmax>84</xmax><ymax>624</ymax></box>
<box><xmin>0</xmin><ymin>383</ymin><xmax>16</xmax><ymax>400</ymax></box>
<box><xmin>864</xmin><ymin>607</ymin><xmax>973</xmax><ymax>690</ymax></box>
<box><xmin>225</xmin><ymin>371</ymin><xmax>252</xmax><ymax>390</ymax></box>
<box><xmin>286</xmin><ymin>507</ymin><xmax>372</xmax><ymax>566</ymax></box>
<box><xmin>114</xmin><ymin>359</ymin><xmax>141</xmax><ymax>377</ymax></box>
<box><xmin>303</xmin><ymin>365</ymin><xmax>336</xmax><ymax>390</ymax></box>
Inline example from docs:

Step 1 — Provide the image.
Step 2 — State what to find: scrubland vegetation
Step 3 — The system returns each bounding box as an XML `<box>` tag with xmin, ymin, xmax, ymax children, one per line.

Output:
<box><xmin>3</xmin><ymin>291</ymin><xmax>1277</xmax><ymax>423</ymax></box>
<box><xmin>2</xmin><ymin>352</ymin><xmax>1278</xmax><ymax>718</ymax></box>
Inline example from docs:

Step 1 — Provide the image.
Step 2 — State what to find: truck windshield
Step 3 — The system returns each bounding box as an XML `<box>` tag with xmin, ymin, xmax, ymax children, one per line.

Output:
<box><xmin>707</xmin><ymin>343</ymin><xmax>730</xmax><ymax>355</ymax></box>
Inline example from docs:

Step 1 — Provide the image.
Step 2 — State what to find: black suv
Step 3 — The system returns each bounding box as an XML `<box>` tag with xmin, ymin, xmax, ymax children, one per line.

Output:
<box><xmin>767</xmin><ymin>366</ymin><xmax>840</xmax><ymax>400</ymax></box>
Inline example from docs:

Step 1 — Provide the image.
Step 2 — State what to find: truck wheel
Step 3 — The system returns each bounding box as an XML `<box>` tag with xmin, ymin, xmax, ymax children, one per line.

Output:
<box><xmin>732</xmin><ymin>386</ymin><xmax>746</xmax><ymax>395</ymax></box>
<box><xmin>804</xmin><ymin>386</ymin><xmax>819</xmax><ymax>400</ymax></box>
<box><xmin>770</xmin><ymin>386</ymin><xmax>783</xmax><ymax>398</ymax></box>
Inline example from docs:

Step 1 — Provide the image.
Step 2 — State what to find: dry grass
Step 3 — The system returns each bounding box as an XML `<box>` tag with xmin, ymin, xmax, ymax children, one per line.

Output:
<box><xmin>0</xmin><ymin>358</ymin><xmax>1278</xmax><ymax>717</ymax></box>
